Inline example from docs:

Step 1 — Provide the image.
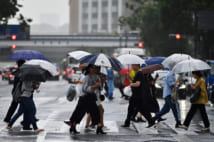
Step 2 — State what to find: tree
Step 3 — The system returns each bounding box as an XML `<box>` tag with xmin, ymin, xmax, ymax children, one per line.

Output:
<box><xmin>0</xmin><ymin>0</ymin><xmax>31</xmax><ymax>25</ymax></box>
<box><xmin>120</xmin><ymin>0</ymin><xmax>214</xmax><ymax>58</ymax></box>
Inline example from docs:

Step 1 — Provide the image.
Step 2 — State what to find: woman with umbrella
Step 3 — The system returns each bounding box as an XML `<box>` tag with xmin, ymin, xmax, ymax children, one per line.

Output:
<box><xmin>65</xmin><ymin>65</ymin><xmax>106</xmax><ymax>134</ymax></box>
<box><xmin>181</xmin><ymin>71</ymin><xmax>210</xmax><ymax>131</ymax></box>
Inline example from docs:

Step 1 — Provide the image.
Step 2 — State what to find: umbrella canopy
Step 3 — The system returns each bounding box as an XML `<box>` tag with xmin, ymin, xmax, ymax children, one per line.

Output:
<box><xmin>120</xmin><ymin>68</ymin><xmax>132</xmax><ymax>75</ymax></box>
<box><xmin>79</xmin><ymin>53</ymin><xmax>122</xmax><ymax>71</ymax></box>
<box><xmin>172</xmin><ymin>59</ymin><xmax>211</xmax><ymax>74</ymax></box>
<box><xmin>117</xmin><ymin>54</ymin><xmax>145</xmax><ymax>65</ymax></box>
<box><xmin>17</xmin><ymin>65</ymin><xmax>51</xmax><ymax>82</ymax></box>
<box><xmin>141</xmin><ymin>64</ymin><xmax>163</xmax><ymax>74</ymax></box>
<box><xmin>162</xmin><ymin>53</ymin><xmax>192</xmax><ymax>69</ymax></box>
<box><xmin>145</xmin><ymin>57</ymin><xmax>166</xmax><ymax>65</ymax></box>
<box><xmin>9</xmin><ymin>50</ymin><xmax>48</xmax><ymax>61</ymax></box>
<box><xmin>68</xmin><ymin>51</ymin><xmax>91</xmax><ymax>60</ymax></box>
<box><xmin>25</xmin><ymin>59</ymin><xmax>58</xmax><ymax>76</ymax></box>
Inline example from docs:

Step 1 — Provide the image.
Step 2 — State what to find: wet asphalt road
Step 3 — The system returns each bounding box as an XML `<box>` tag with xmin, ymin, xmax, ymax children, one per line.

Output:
<box><xmin>0</xmin><ymin>79</ymin><xmax>214</xmax><ymax>142</ymax></box>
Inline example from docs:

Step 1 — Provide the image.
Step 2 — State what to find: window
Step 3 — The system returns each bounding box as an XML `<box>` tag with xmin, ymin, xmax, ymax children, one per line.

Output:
<box><xmin>92</xmin><ymin>7</ymin><xmax>97</xmax><ymax>13</ymax></box>
<box><xmin>112</xmin><ymin>6</ymin><xmax>118</xmax><ymax>13</ymax></box>
<box><xmin>92</xmin><ymin>18</ymin><xmax>97</xmax><ymax>24</ymax></box>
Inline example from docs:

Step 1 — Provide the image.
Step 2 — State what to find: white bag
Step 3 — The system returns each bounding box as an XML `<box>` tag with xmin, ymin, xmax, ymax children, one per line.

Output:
<box><xmin>123</xmin><ymin>86</ymin><xmax>132</xmax><ymax>97</ymax></box>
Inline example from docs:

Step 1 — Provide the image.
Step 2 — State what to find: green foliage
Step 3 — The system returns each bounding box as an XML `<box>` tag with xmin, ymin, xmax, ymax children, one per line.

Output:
<box><xmin>121</xmin><ymin>0</ymin><xmax>214</xmax><ymax>58</ymax></box>
<box><xmin>0</xmin><ymin>0</ymin><xmax>31</xmax><ymax>25</ymax></box>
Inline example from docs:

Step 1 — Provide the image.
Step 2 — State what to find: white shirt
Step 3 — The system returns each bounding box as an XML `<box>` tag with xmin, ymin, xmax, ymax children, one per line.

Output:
<box><xmin>76</xmin><ymin>73</ymin><xmax>85</xmax><ymax>97</ymax></box>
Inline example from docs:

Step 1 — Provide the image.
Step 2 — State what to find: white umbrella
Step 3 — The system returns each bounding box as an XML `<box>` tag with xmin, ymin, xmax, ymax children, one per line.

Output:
<box><xmin>68</xmin><ymin>51</ymin><xmax>90</xmax><ymax>60</ymax></box>
<box><xmin>162</xmin><ymin>53</ymin><xmax>192</xmax><ymax>69</ymax></box>
<box><xmin>117</xmin><ymin>54</ymin><xmax>145</xmax><ymax>65</ymax></box>
<box><xmin>172</xmin><ymin>59</ymin><xmax>211</xmax><ymax>74</ymax></box>
<box><xmin>25</xmin><ymin>59</ymin><xmax>58</xmax><ymax>76</ymax></box>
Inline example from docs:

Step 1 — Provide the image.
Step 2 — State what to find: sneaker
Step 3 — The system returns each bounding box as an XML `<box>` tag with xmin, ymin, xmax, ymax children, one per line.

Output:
<box><xmin>157</xmin><ymin>117</ymin><xmax>167</xmax><ymax>122</ymax></box>
<box><xmin>6</xmin><ymin>126</ymin><xmax>14</xmax><ymax>132</ymax></box>
<box><xmin>102</xmin><ymin>126</ymin><xmax>110</xmax><ymax>131</ymax></box>
<box><xmin>201</xmin><ymin>127</ymin><xmax>210</xmax><ymax>132</ymax></box>
<box><xmin>34</xmin><ymin>129</ymin><xmax>44</xmax><ymax>133</ymax></box>
<box><xmin>178</xmin><ymin>124</ymin><xmax>188</xmax><ymax>130</ymax></box>
<box><xmin>85</xmin><ymin>127</ymin><xmax>95</xmax><ymax>132</ymax></box>
<box><xmin>175</xmin><ymin>122</ymin><xmax>183</xmax><ymax>128</ymax></box>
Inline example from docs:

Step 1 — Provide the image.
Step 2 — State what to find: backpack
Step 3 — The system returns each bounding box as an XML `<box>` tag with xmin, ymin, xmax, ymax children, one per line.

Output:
<box><xmin>12</xmin><ymin>81</ymin><xmax>23</xmax><ymax>102</ymax></box>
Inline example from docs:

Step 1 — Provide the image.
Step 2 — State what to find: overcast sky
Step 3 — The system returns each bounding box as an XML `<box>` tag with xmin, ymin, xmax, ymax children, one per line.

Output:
<box><xmin>9</xmin><ymin>0</ymin><xmax>69</xmax><ymax>26</ymax></box>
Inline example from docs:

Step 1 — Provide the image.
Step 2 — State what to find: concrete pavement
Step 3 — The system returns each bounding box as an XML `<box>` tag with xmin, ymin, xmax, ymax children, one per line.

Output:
<box><xmin>0</xmin><ymin>79</ymin><xmax>214</xmax><ymax>142</ymax></box>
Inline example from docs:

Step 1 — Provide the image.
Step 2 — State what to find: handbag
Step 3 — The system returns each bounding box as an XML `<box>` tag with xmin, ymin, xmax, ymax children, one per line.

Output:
<box><xmin>171</xmin><ymin>87</ymin><xmax>178</xmax><ymax>103</ymax></box>
<box><xmin>190</xmin><ymin>87</ymin><xmax>201</xmax><ymax>103</ymax></box>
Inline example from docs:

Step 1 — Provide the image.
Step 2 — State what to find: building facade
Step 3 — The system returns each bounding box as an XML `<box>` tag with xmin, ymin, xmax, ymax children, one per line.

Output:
<box><xmin>69</xmin><ymin>0</ymin><xmax>131</xmax><ymax>34</ymax></box>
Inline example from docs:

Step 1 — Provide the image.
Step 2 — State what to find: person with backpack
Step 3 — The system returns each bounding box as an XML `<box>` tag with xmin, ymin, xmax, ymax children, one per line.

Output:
<box><xmin>4</xmin><ymin>60</ymin><xmax>25</xmax><ymax>123</ymax></box>
<box><xmin>6</xmin><ymin>81</ymin><xmax>43</xmax><ymax>132</ymax></box>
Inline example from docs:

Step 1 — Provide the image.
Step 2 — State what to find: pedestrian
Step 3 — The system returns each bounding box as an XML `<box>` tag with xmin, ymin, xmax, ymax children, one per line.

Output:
<box><xmin>106</xmin><ymin>68</ymin><xmax>114</xmax><ymax>100</ymax></box>
<box><xmin>65</xmin><ymin>65</ymin><xmax>106</xmax><ymax>134</ymax></box>
<box><xmin>7</xmin><ymin>81</ymin><xmax>44</xmax><ymax>132</ymax></box>
<box><xmin>152</xmin><ymin>71</ymin><xmax>182</xmax><ymax>128</ymax></box>
<box><xmin>121</xmin><ymin>64</ymin><xmax>155</xmax><ymax>128</ymax></box>
<box><xmin>147</xmin><ymin>73</ymin><xmax>166</xmax><ymax>122</ymax></box>
<box><xmin>85</xmin><ymin>66</ymin><xmax>106</xmax><ymax>131</ymax></box>
<box><xmin>180</xmin><ymin>71</ymin><xmax>210</xmax><ymax>131</ymax></box>
<box><xmin>4</xmin><ymin>60</ymin><xmax>25</xmax><ymax>124</ymax></box>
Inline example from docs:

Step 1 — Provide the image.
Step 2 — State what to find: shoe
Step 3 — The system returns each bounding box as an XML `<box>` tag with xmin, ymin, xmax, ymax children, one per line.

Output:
<box><xmin>146</xmin><ymin>121</ymin><xmax>155</xmax><ymax>128</ymax></box>
<box><xmin>178</xmin><ymin>124</ymin><xmax>188</xmax><ymax>130</ymax></box>
<box><xmin>6</xmin><ymin>126</ymin><xmax>14</xmax><ymax>132</ymax></box>
<box><xmin>157</xmin><ymin>117</ymin><xmax>167</xmax><ymax>122</ymax></box>
<box><xmin>175</xmin><ymin>122</ymin><xmax>183</xmax><ymax>128</ymax></box>
<box><xmin>64</xmin><ymin>121</ymin><xmax>72</xmax><ymax>126</ymax></box>
<box><xmin>70</xmin><ymin>125</ymin><xmax>80</xmax><ymax>134</ymax></box>
<box><xmin>23</xmin><ymin>127</ymin><xmax>33</xmax><ymax>131</ymax></box>
<box><xmin>137</xmin><ymin>117</ymin><xmax>146</xmax><ymax>123</ymax></box>
<box><xmin>34</xmin><ymin>129</ymin><xmax>44</xmax><ymax>133</ymax></box>
<box><xmin>96</xmin><ymin>126</ymin><xmax>107</xmax><ymax>134</ymax></box>
<box><xmin>121</xmin><ymin>123</ymin><xmax>130</xmax><ymax>128</ymax></box>
<box><xmin>85</xmin><ymin>126</ymin><xmax>95</xmax><ymax>132</ymax></box>
<box><xmin>201</xmin><ymin>127</ymin><xmax>210</xmax><ymax>132</ymax></box>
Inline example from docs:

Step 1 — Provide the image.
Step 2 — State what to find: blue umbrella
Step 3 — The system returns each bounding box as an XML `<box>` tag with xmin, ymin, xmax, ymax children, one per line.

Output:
<box><xmin>145</xmin><ymin>57</ymin><xmax>165</xmax><ymax>65</ymax></box>
<box><xmin>79</xmin><ymin>53</ymin><xmax>122</xmax><ymax>71</ymax></box>
<box><xmin>9</xmin><ymin>50</ymin><xmax>48</xmax><ymax>61</ymax></box>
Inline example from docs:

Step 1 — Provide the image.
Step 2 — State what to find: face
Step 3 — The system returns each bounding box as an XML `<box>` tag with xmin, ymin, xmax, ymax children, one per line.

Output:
<box><xmin>79</xmin><ymin>63</ymin><xmax>86</xmax><ymax>70</ymax></box>
<box><xmin>131</xmin><ymin>64</ymin><xmax>139</xmax><ymax>71</ymax></box>
<box><xmin>89</xmin><ymin>65</ymin><xmax>96</xmax><ymax>74</ymax></box>
<box><xmin>193</xmin><ymin>74</ymin><xmax>197</xmax><ymax>79</ymax></box>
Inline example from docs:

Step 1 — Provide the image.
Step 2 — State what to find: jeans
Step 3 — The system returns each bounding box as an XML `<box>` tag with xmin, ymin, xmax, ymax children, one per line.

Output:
<box><xmin>156</xmin><ymin>95</ymin><xmax>180</xmax><ymax>122</ymax></box>
<box><xmin>107</xmin><ymin>80</ymin><xmax>114</xmax><ymax>99</ymax></box>
<box><xmin>8</xmin><ymin>104</ymin><xmax>23</xmax><ymax>127</ymax></box>
<box><xmin>184</xmin><ymin>104</ymin><xmax>210</xmax><ymax>128</ymax></box>
<box><xmin>20</xmin><ymin>97</ymin><xmax>38</xmax><ymax>130</ymax></box>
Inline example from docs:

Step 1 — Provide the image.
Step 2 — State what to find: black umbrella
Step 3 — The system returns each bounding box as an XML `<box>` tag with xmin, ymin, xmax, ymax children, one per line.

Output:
<box><xmin>16</xmin><ymin>64</ymin><xmax>51</xmax><ymax>82</ymax></box>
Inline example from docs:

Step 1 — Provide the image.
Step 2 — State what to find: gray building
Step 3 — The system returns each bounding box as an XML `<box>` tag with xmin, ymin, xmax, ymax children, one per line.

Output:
<box><xmin>69</xmin><ymin>0</ymin><xmax>132</xmax><ymax>34</ymax></box>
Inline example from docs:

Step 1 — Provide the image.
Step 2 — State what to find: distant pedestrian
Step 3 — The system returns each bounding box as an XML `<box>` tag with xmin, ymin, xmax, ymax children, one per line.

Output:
<box><xmin>106</xmin><ymin>68</ymin><xmax>114</xmax><ymax>100</ymax></box>
<box><xmin>152</xmin><ymin>71</ymin><xmax>182</xmax><ymax>128</ymax></box>
<box><xmin>4</xmin><ymin>60</ymin><xmax>25</xmax><ymax>123</ymax></box>
<box><xmin>122</xmin><ymin>64</ymin><xmax>155</xmax><ymax>128</ymax></box>
<box><xmin>181</xmin><ymin>71</ymin><xmax>210</xmax><ymax>131</ymax></box>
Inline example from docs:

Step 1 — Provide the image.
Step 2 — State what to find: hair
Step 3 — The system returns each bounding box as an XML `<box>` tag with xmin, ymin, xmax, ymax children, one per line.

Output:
<box><xmin>192</xmin><ymin>71</ymin><xmax>202</xmax><ymax>78</ymax></box>
<box><xmin>16</xmin><ymin>60</ymin><xmax>25</xmax><ymax>67</ymax></box>
<box><xmin>133</xmin><ymin>64</ymin><xmax>140</xmax><ymax>68</ymax></box>
<box><xmin>84</xmin><ymin>64</ymin><xmax>95</xmax><ymax>75</ymax></box>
